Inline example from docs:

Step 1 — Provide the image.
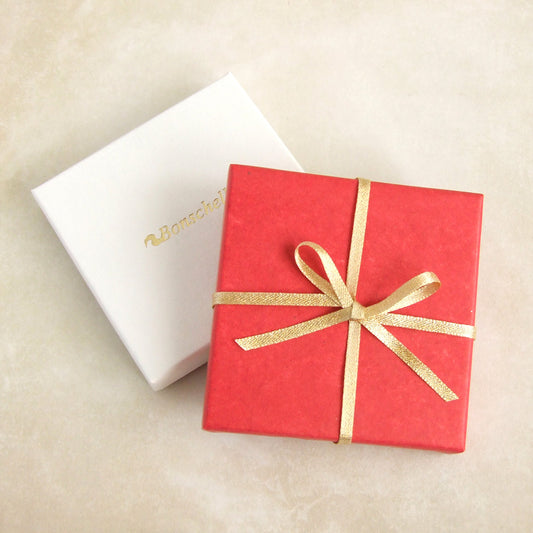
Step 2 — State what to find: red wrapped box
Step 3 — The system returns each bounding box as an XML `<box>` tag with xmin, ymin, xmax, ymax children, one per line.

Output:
<box><xmin>203</xmin><ymin>165</ymin><xmax>483</xmax><ymax>452</ymax></box>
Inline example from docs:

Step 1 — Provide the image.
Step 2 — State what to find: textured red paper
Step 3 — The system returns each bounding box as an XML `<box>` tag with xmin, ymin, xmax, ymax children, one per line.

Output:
<box><xmin>203</xmin><ymin>165</ymin><xmax>483</xmax><ymax>452</ymax></box>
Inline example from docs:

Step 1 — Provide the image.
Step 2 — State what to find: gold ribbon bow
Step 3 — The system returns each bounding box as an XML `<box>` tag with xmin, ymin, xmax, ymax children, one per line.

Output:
<box><xmin>213</xmin><ymin>178</ymin><xmax>476</xmax><ymax>444</ymax></box>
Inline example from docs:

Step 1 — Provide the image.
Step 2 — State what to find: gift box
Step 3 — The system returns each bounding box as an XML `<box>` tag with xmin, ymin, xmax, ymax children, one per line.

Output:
<box><xmin>203</xmin><ymin>165</ymin><xmax>483</xmax><ymax>452</ymax></box>
<box><xmin>32</xmin><ymin>74</ymin><xmax>302</xmax><ymax>390</ymax></box>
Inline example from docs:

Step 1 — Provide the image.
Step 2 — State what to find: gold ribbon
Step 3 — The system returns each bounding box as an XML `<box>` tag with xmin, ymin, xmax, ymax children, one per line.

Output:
<box><xmin>213</xmin><ymin>178</ymin><xmax>476</xmax><ymax>444</ymax></box>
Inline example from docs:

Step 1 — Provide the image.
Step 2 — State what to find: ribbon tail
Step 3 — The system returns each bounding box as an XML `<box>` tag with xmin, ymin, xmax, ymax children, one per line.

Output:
<box><xmin>236</xmin><ymin>308</ymin><xmax>351</xmax><ymax>350</ymax></box>
<box><xmin>362</xmin><ymin>321</ymin><xmax>458</xmax><ymax>401</ymax></box>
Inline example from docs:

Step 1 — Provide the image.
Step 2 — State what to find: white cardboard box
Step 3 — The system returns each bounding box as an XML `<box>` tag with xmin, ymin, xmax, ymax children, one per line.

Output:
<box><xmin>32</xmin><ymin>74</ymin><xmax>302</xmax><ymax>390</ymax></box>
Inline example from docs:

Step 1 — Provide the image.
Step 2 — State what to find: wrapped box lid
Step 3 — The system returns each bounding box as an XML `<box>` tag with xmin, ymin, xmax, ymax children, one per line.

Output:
<box><xmin>204</xmin><ymin>165</ymin><xmax>482</xmax><ymax>452</ymax></box>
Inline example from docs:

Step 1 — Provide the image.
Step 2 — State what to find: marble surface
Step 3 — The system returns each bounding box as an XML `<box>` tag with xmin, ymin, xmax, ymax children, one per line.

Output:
<box><xmin>1</xmin><ymin>1</ymin><xmax>532</xmax><ymax>531</ymax></box>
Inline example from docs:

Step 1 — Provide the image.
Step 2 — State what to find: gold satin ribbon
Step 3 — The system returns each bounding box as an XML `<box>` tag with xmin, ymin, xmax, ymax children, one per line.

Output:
<box><xmin>213</xmin><ymin>178</ymin><xmax>476</xmax><ymax>444</ymax></box>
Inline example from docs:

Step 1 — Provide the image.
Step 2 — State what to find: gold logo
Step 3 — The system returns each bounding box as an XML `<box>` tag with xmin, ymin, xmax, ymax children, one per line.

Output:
<box><xmin>144</xmin><ymin>188</ymin><xmax>226</xmax><ymax>247</ymax></box>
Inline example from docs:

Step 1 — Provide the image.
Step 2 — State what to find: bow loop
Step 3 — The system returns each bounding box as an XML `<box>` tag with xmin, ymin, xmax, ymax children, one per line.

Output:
<box><xmin>364</xmin><ymin>272</ymin><xmax>441</xmax><ymax>318</ymax></box>
<box><xmin>295</xmin><ymin>241</ymin><xmax>353</xmax><ymax>308</ymax></box>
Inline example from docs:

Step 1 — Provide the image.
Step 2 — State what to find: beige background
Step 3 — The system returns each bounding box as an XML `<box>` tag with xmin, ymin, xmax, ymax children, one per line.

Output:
<box><xmin>1</xmin><ymin>1</ymin><xmax>532</xmax><ymax>531</ymax></box>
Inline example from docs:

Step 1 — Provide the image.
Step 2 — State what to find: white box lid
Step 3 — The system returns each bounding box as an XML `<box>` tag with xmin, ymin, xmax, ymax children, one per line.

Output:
<box><xmin>32</xmin><ymin>73</ymin><xmax>302</xmax><ymax>390</ymax></box>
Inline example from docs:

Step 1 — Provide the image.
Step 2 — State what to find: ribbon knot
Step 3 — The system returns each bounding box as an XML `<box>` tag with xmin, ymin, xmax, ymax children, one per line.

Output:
<box><xmin>350</xmin><ymin>302</ymin><xmax>365</xmax><ymax>321</ymax></box>
<box><xmin>212</xmin><ymin>178</ymin><xmax>476</xmax><ymax>444</ymax></box>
